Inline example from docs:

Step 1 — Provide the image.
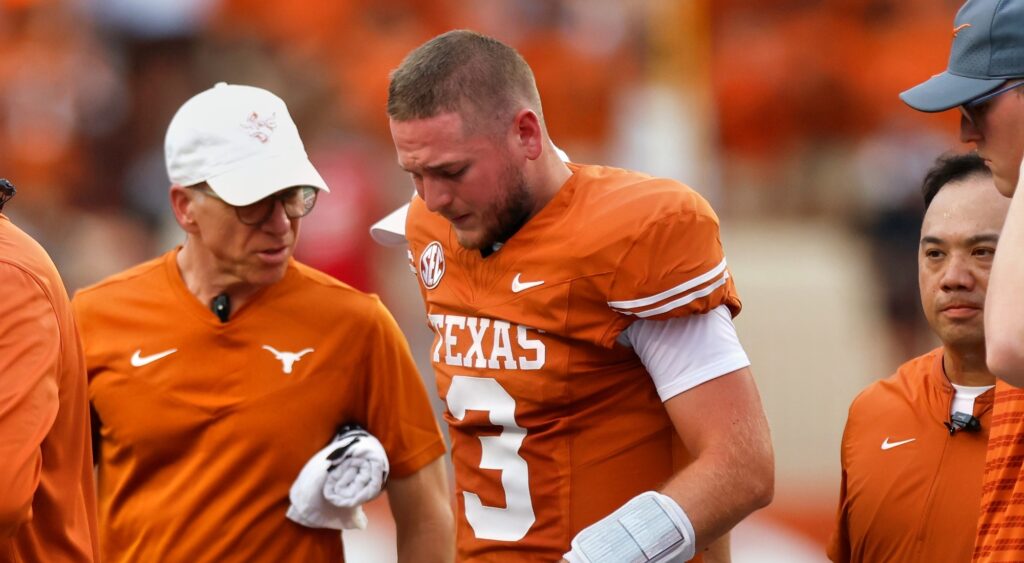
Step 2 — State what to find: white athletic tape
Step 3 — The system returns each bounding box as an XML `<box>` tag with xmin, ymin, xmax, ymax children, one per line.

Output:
<box><xmin>563</xmin><ymin>491</ymin><xmax>696</xmax><ymax>563</ymax></box>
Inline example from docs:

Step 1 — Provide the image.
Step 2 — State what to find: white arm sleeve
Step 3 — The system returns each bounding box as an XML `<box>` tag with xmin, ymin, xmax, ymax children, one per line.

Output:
<box><xmin>617</xmin><ymin>305</ymin><xmax>750</xmax><ymax>402</ymax></box>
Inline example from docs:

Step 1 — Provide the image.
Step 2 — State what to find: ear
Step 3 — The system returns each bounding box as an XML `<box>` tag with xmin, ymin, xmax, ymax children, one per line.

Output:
<box><xmin>169</xmin><ymin>185</ymin><xmax>200</xmax><ymax>234</ymax></box>
<box><xmin>511</xmin><ymin>109</ymin><xmax>543</xmax><ymax>161</ymax></box>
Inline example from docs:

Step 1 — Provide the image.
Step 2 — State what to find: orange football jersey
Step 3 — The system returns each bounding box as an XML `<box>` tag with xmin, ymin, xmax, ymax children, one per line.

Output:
<box><xmin>974</xmin><ymin>381</ymin><xmax>1024</xmax><ymax>562</ymax></box>
<box><xmin>406</xmin><ymin>163</ymin><xmax>741</xmax><ymax>560</ymax></box>
<box><xmin>73</xmin><ymin>250</ymin><xmax>446</xmax><ymax>563</ymax></box>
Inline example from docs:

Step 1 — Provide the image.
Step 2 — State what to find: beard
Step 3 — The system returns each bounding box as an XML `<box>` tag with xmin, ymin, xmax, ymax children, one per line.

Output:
<box><xmin>456</xmin><ymin>162</ymin><xmax>534</xmax><ymax>252</ymax></box>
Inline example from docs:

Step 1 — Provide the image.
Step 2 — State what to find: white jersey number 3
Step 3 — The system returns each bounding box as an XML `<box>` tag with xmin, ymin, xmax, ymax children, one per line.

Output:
<box><xmin>446</xmin><ymin>375</ymin><xmax>535</xmax><ymax>541</ymax></box>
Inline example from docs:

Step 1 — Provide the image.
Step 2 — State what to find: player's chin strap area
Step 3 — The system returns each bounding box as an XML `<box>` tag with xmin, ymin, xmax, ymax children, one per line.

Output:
<box><xmin>563</xmin><ymin>491</ymin><xmax>696</xmax><ymax>563</ymax></box>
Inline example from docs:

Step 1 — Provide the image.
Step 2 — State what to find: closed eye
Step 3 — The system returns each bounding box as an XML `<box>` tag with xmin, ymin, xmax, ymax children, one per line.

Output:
<box><xmin>440</xmin><ymin>167</ymin><xmax>467</xmax><ymax>180</ymax></box>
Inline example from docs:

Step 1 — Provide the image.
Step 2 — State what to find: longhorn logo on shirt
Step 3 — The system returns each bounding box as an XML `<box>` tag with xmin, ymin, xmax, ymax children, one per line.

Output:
<box><xmin>419</xmin><ymin>241</ymin><xmax>446</xmax><ymax>289</ymax></box>
<box><xmin>262</xmin><ymin>345</ymin><xmax>314</xmax><ymax>374</ymax></box>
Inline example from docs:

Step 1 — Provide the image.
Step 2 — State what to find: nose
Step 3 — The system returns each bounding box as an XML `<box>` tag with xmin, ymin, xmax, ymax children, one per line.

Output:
<box><xmin>261</xmin><ymin>198</ymin><xmax>292</xmax><ymax>234</ymax></box>
<box><xmin>959</xmin><ymin>111</ymin><xmax>982</xmax><ymax>144</ymax></box>
<box><xmin>940</xmin><ymin>253</ymin><xmax>975</xmax><ymax>292</ymax></box>
<box><xmin>419</xmin><ymin>177</ymin><xmax>454</xmax><ymax>213</ymax></box>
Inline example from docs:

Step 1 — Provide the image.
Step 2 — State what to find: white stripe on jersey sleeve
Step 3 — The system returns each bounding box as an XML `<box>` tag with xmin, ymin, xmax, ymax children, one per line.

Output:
<box><xmin>617</xmin><ymin>305</ymin><xmax>750</xmax><ymax>402</ymax></box>
<box><xmin>621</xmin><ymin>272</ymin><xmax>730</xmax><ymax>319</ymax></box>
<box><xmin>607</xmin><ymin>257</ymin><xmax>728</xmax><ymax>312</ymax></box>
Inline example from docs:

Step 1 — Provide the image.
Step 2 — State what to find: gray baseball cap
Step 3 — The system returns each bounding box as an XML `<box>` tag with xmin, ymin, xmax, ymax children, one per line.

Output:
<box><xmin>901</xmin><ymin>0</ymin><xmax>1024</xmax><ymax>112</ymax></box>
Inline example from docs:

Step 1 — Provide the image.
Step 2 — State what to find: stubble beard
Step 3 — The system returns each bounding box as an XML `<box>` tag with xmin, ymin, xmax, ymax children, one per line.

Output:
<box><xmin>457</xmin><ymin>163</ymin><xmax>533</xmax><ymax>252</ymax></box>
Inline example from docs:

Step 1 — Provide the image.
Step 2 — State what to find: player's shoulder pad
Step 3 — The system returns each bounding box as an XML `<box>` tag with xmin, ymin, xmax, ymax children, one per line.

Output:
<box><xmin>567</xmin><ymin>165</ymin><xmax>720</xmax><ymax>267</ymax></box>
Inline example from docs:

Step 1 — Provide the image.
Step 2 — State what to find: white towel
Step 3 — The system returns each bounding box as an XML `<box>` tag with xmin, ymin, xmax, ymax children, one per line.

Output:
<box><xmin>323</xmin><ymin>426</ymin><xmax>389</xmax><ymax>507</ymax></box>
<box><xmin>286</xmin><ymin>426</ymin><xmax>389</xmax><ymax>531</ymax></box>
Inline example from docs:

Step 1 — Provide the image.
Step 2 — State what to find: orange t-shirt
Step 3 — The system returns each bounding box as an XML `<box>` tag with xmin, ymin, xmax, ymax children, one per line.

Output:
<box><xmin>974</xmin><ymin>380</ymin><xmax>1024</xmax><ymax>562</ymax></box>
<box><xmin>0</xmin><ymin>215</ymin><xmax>98</xmax><ymax>562</ymax></box>
<box><xmin>827</xmin><ymin>348</ymin><xmax>993</xmax><ymax>563</ymax></box>
<box><xmin>406</xmin><ymin>163</ymin><xmax>740</xmax><ymax>561</ymax></box>
<box><xmin>72</xmin><ymin>250</ymin><xmax>446</xmax><ymax>562</ymax></box>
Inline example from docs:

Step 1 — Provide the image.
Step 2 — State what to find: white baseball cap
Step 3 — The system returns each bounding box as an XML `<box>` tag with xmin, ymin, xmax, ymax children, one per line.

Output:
<box><xmin>369</xmin><ymin>143</ymin><xmax>570</xmax><ymax>247</ymax></box>
<box><xmin>165</xmin><ymin>82</ymin><xmax>329</xmax><ymax>206</ymax></box>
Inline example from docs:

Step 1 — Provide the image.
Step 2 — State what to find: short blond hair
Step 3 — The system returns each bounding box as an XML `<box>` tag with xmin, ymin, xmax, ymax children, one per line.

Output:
<box><xmin>387</xmin><ymin>29</ymin><xmax>544</xmax><ymax>133</ymax></box>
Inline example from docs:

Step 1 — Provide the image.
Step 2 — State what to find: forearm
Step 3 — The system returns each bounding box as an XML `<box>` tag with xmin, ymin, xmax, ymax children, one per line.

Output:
<box><xmin>987</xmin><ymin>182</ymin><xmax>1024</xmax><ymax>385</ymax></box>
<box><xmin>388</xmin><ymin>457</ymin><xmax>455</xmax><ymax>563</ymax></box>
<box><xmin>702</xmin><ymin>532</ymin><xmax>732</xmax><ymax>563</ymax></box>
<box><xmin>396</xmin><ymin>507</ymin><xmax>455</xmax><ymax>563</ymax></box>
<box><xmin>660</xmin><ymin>368</ymin><xmax>775</xmax><ymax>553</ymax></box>
<box><xmin>660</xmin><ymin>420</ymin><xmax>774</xmax><ymax>552</ymax></box>
<box><xmin>561</xmin><ymin>365</ymin><xmax>771</xmax><ymax>562</ymax></box>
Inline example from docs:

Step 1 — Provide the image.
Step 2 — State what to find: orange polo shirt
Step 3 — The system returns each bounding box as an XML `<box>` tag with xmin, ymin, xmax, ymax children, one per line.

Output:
<box><xmin>829</xmin><ymin>348</ymin><xmax>992</xmax><ymax>563</ymax></box>
<box><xmin>74</xmin><ymin>249</ymin><xmax>446</xmax><ymax>562</ymax></box>
<box><xmin>0</xmin><ymin>214</ymin><xmax>98</xmax><ymax>562</ymax></box>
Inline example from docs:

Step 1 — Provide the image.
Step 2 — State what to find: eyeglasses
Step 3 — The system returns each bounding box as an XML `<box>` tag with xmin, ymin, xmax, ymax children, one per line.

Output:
<box><xmin>192</xmin><ymin>185</ymin><xmax>319</xmax><ymax>225</ymax></box>
<box><xmin>959</xmin><ymin>80</ymin><xmax>1024</xmax><ymax>128</ymax></box>
<box><xmin>0</xmin><ymin>179</ymin><xmax>15</xmax><ymax>212</ymax></box>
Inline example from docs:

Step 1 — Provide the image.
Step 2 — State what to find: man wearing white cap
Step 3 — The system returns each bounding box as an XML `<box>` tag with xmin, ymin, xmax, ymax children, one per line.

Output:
<box><xmin>901</xmin><ymin>1</ymin><xmax>1024</xmax><ymax>559</ymax></box>
<box><xmin>72</xmin><ymin>83</ymin><xmax>454</xmax><ymax>562</ymax></box>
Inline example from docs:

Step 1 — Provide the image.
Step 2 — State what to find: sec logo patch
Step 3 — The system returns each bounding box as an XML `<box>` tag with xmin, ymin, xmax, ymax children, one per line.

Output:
<box><xmin>419</xmin><ymin>241</ymin><xmax>445</xmax><ymax>289</ymax></box>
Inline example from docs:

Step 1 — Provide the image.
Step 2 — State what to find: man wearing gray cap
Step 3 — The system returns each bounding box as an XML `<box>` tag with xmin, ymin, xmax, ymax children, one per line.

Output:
<box><xmin>72</xmin><ymin>83</ymin><xmax>454</xmax><ymax>562</ymax></box>
<box><xmin>901</xmin><ymin>1</ymin><xmax>1024</xmax><ymax>560</ymax></box>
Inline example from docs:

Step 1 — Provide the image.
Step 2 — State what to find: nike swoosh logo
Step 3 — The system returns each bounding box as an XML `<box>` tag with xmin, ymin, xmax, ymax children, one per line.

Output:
<box><xmin>881</xmin><ymin>437</ymin><xmax>916</xmax><ymax>450</ymax></box>
<box><xmin>131</xmin><ymin>348</ymin><xmax>178</xmax><ymax>367</ymax></box>
<box><xmin>952</xmin><ymin>23</ymin><xmax>972</xmax><ymax>37</ymax></box>
<box><xmin>511</xmin><ymin>273</ymin><xmax>545</xmax><ymax>293</ymax></box>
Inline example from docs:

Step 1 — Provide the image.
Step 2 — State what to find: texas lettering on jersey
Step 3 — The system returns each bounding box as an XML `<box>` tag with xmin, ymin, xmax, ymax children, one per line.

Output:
<box><xmin>428</xmin><ymin>314</ymin><xmax>545</xmax><ymax>371</ymax></box>
<box><xmin>406</xmin><ymin>162</ymin><xmax>741</xmax><ymax>561</ymax></box>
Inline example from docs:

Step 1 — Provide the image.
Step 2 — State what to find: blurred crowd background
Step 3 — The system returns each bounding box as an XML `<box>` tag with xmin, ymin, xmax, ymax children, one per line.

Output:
<box><xmin>0</xmin><ymin>0</ymin><xmax>968</xmax><ymax>560</ymax></box>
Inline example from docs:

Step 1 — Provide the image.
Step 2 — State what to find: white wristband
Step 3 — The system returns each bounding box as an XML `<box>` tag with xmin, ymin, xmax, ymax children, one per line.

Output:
<box><xmin>563</xmin><ymin>491</ymin><xmax>696</xmax><ymax>562</ymax></box>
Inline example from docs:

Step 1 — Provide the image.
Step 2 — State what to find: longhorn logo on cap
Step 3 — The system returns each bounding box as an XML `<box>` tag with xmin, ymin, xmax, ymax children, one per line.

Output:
<box><xmin>953</xmin><ymin>23</ymin><xmax>972</xmax><ymax>38</ymax></box>
<box><xmin>242</xmin><ymin>111</ymin><xmax>277</xmax><ymax>143</ymax></box>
